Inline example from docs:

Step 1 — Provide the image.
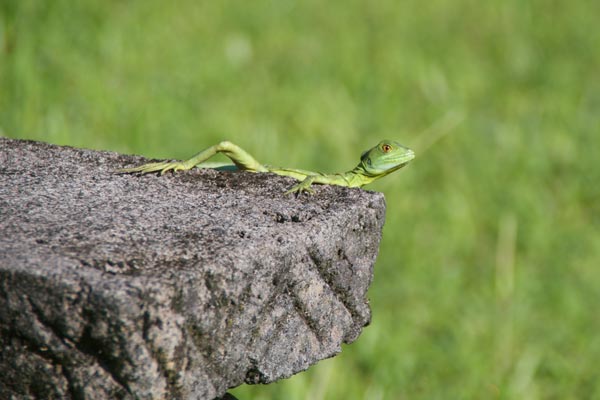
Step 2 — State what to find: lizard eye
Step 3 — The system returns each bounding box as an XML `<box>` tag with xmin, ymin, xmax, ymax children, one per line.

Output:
<box><xmin>381</xmin><ymin>144</ymin><xmax>392</xmax><ymax>153</ymax></box>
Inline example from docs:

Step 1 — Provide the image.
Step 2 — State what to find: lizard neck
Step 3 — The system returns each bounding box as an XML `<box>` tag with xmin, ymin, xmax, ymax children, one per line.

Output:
<box><xmin>343</xmin><ymin>164</ymin><xmax>378</xmax><ymax>188</ymax></box>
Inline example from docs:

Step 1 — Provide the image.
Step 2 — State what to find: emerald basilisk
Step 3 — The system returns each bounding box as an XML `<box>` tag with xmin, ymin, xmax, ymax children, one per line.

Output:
<box><xmin>118</xmin><ymin>140</ymin><xmax>414</xmax><ymax>194</ymax></box>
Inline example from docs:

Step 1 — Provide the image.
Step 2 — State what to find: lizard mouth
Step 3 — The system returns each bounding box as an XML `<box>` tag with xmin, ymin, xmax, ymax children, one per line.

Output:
<box><xmin>386</xmin><ymin>149</ymin><xmax>415</xmax><ymax>171</ymax></box>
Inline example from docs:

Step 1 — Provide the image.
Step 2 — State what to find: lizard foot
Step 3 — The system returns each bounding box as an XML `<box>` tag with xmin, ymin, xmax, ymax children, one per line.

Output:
<box><xmin>284</xmin><ymin>181</ymin><xmax>315</xmax><ymax>195</ymax></box>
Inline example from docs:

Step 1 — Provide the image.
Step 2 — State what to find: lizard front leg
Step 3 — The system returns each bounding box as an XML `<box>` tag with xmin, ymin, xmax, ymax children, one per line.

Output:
<box><xmin>118</xmin><ymin>141</ymin><xmax>268</xmax><ymax>174</ymax></box>
<box><xmin>284</xmin><ymin>176</ymin><xmax>317</xmax><ymax>195</ymax></box>
<box><xmin>284</xmin><ymin>173</ymin><xmax>352</xmax><ymax>195</ymax></box>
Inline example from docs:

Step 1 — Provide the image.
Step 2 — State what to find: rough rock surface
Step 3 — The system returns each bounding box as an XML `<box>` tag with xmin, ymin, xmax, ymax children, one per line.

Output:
<box><xmin>0</xmin><ymin>138</ymin><xmax>386</xmax><ymax>399</ymax></box>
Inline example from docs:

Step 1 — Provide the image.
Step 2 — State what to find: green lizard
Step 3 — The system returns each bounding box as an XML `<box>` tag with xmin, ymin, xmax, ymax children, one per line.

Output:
<box><xmin>118</xmin><ymin>140</ymin><xmax>414</xmax><ymax>194</ymax></box>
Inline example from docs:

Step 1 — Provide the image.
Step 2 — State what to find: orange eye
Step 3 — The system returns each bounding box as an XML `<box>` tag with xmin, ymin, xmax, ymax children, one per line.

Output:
<box><xmin>382</xmin><ymin>144</ymin><xmax>392</xmax><ymax>153</ymax></box>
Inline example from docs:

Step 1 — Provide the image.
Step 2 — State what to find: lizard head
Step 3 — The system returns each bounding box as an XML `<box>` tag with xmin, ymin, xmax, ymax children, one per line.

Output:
<box><xmin>360</xmin><ymin>140</ymin><xmax>415</xmax><ymax>177</ymax></box>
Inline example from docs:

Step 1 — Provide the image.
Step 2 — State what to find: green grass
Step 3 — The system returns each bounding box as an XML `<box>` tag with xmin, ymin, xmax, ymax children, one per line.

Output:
<box><xmin>2</xmin><ymin>0</ymin><xmax>600</xmax><ymax>398</ymax></box>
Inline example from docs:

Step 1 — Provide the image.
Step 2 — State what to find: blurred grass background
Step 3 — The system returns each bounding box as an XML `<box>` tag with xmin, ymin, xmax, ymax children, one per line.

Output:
<box><xmin>2</xmin><ymin>0</ymin><xmax>600</xmax><ymax>398</ymax></box>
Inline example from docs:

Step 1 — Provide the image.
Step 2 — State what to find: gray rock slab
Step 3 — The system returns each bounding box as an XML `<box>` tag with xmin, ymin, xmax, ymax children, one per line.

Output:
<box><xmin>0</xmin><ymin>138</ymin><xmax>386</xmax><ymax>399</ymax></box>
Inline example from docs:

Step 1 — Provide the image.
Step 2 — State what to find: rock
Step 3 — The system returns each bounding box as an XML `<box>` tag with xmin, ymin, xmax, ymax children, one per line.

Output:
<box><xmin>0</xmin><ymin>138</ymin><xmax>386</xmax><ymax>399</ymax></box>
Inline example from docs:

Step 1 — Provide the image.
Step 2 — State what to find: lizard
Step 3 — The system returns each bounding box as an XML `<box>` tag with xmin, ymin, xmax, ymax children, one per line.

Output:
<box><xmin>117</xmin><ymin>139</ymin><xmax>415</xmax><ymax>194</ymax></box>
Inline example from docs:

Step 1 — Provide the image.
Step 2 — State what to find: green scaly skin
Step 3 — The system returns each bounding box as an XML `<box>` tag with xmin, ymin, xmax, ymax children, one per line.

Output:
<box><xmin>117</xmin><ymin>140</ymin><xmax>415</xmax><ymax>194</ymax></box>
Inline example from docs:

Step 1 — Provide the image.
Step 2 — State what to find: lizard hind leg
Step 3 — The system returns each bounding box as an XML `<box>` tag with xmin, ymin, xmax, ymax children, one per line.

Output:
<box><xmin>117</xmin><ymin>141</ymin><xmax>268</xmax><ymax>175</ymax></box>
<box><xmin>214</xmin><ymin>141</ymin><xmax>268</xmax><ymax>172</ymax></box>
